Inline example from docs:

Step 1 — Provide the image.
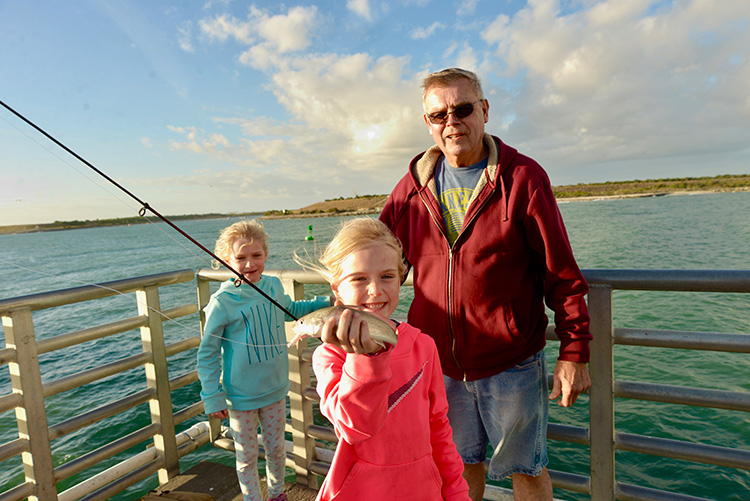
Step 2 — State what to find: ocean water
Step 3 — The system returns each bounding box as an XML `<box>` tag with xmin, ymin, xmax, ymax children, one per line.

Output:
<box><xmin>0</xmin><ymin>191</ymin><xmax>748</xmax><ymax>499</ymax></box>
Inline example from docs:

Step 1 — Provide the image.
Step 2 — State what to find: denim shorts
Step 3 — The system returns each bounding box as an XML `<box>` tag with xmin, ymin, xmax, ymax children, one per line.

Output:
<box><xmin>444</xmin><ymin>350</ymin><xmax>549</xmax><ymax>480</ymax></box>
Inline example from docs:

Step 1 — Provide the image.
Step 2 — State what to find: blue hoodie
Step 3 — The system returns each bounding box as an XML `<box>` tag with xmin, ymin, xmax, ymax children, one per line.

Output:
<box><xmin>197</xmin><ymin>275</ymin><xmax>330</xmax><ymax>414</ymax></box>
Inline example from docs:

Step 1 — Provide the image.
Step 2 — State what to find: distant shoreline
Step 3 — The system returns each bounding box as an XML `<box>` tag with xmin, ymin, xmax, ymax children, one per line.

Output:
<box><xmin>2</xmin><ymin>185</ymin><xmax>748</xmax><ymax>235</ymax></box>
<box><xmin>262</xmin><ymin>188</ymin><xmax>749</xmax><ymax>218</ymax></box>
<box><xmin>555</xmin><ymin>187</ymin><xmax>750</xmax><ymax>203</ymax></box>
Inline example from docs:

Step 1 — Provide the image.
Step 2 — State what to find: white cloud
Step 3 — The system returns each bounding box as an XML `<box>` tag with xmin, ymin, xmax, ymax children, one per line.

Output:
<box><xmin>454</xmin><ymin>42</ymin><xmax>478</xmax><ymax>73</ymax></box>
<box><xmin>251</xmin><ymin>5</ymin><xmax>318</xmax><ymax>53</ymax></box>
<box><xmin>177</xmin><ymin>21</ymin><xmax>194</xmax><ymax>52</ymax></box>
<box><xmin>167</xmin><ymin>126</ymin><xmax>230</xmax><ymax>155</ymax></box>
<box><xmin>480</xmin><ymin>0</ymin><xmax>750</xmax><ymax>173</ymax></box>
<box><xmin>457</xmin><ymin>0</ymin><xmax>478</xmax><ymax>17</ymax></box>
<box><xmin>186</xmin><ymin>3</ymin><xmax>432</xmax><ymax>183</ymax></box>
<box><xmin>347</xmin><ymin>0</ymin><xmax>372</xmax><ymax>21</ymax></box>
<box><xmin>201</xmin><ymin>6</ymin><xmax>319</xmax><ymax>70</ymax></box>
<box><xmin>177</xmin><ymin>0</ymin><xmax>750</xmax><ymax>199</ymax></box>
<box><xmin>411</xmin><ymin>22</ymin><xmax>444</xmax><ymax>39</ymax></box>
<box><xmin>167</xmin><ymin>50</ymin><xmax>429</xmax><ymax>193</ymax></box>
<box><xmin>199</xmin><ymin>14</ymin><xmax>254</xmax><ymax>44</ymax></box>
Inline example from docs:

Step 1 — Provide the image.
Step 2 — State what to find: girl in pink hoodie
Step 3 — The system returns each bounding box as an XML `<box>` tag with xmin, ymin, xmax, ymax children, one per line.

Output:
<box><xmin>306</xmin><ymin>218</ymin><xmax>470</xmax><ymax>501</ymax></box>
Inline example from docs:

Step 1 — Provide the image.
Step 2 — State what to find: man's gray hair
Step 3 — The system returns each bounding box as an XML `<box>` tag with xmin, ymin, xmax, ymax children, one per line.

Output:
<box><xmin>422</xmin><ymin>68</ymin><xmax>484</xmax><ymax>106</ymax></box>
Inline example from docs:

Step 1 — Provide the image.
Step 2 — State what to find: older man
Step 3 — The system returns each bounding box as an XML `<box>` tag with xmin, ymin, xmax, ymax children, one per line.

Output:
<box><xmin>380</xmin><ymin>68</ymin><xmax>592</xmax><ymax>500</ymax></box>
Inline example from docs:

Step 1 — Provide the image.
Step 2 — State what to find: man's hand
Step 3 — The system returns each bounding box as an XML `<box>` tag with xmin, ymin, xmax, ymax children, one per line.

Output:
<box><xmin>549</xmin><ymin>360</ymin><xmax>591</xmax><ymax>407</ymax></box>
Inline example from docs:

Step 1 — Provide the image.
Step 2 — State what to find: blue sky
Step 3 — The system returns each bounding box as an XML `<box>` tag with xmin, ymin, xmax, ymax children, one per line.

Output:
<box><xmin>1</xmin><ymin>0</ymin><xmax>748</xmax><ymax>225</ymax></box>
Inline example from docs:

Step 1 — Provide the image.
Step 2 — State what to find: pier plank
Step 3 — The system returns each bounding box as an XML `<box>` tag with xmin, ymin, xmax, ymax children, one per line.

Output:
<box><xmin>154</xmin><ymin>461</ymin><xmax>319</xmax><ymax>501</ymax></box>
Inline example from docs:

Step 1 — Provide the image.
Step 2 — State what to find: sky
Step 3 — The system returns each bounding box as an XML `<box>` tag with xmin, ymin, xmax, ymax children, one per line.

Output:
<box><xmin>1</xmin><ymin>0</ymin><xmax>748</xmax><ymax>226</ymax></box>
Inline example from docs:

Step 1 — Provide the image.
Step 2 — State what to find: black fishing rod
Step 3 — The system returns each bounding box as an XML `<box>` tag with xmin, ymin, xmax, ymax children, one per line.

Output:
<box><xmin>0</xmin><ymin>99</ymin><xmax>299</xmax><ymax>320</ymax></box>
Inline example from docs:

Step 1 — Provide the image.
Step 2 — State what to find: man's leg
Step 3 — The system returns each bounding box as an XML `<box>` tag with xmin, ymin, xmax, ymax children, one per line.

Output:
<box><xmin>463</xmin><ymin>462</ymin><xmax>486</xmax><ymax>501</ymax></box>
<box><xmin>512</xmin><ymin>467</ymin><xmax>552</xmax><ymax>501</ymax></box>
<box><xmin>477</xmin><ymin>351</ymin><xmax>550</xmax><ymax>500</ymax></box>
<box><xmin>444</xmin><ymin>375</ymin><xmax>489</xmax><ymax>501</ymax></box>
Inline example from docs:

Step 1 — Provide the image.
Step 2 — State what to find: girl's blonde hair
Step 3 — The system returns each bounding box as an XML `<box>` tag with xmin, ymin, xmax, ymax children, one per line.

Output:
<box><xmin>213</xmin><ymin>219</ymin><xmax>268</xmax><ymax>268</ymax></box>
<box><xmin>296</xmin><ymin>218</ymin><xmax>407</xmax><ymax>285</ymax></box>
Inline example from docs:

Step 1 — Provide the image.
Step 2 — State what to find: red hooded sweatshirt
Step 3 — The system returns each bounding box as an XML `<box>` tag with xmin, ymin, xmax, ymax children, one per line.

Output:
<box><xmin>380</xmin><ymin>134</ymin><xmax>591</xmax><ymax>381</ymax></box>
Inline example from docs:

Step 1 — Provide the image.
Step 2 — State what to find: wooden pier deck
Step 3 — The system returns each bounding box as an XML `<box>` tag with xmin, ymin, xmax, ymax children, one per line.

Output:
<box><xmin>153</xmin><ymin>461</ymin><xmax>319</xmax><ymax>501</ymax></box>
<box><xmin>154</xmin><ymin>460</ymin><xmax>519</xmax><ymax>501</ymax></box>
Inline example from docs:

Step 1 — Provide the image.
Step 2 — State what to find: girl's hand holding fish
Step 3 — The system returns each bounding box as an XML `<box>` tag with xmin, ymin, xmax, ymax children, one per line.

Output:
<box><xmin>287</xmin><ymin>304</ymin><xmax>398</xmax><ymax>350</ymax></box>
<box><xmin>320</xmin><ymin>307</ymin><xmax>384</xmax><ymax>355</ymax></box>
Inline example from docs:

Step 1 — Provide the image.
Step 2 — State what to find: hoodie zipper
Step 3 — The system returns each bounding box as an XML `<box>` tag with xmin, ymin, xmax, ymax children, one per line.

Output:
<box><xmin>419</xmin><ymin>184</ymin><xmax>496</xmax><ymax>381</ymax></box>
<box><xmin>416</xmin><ymin>189</ymin><xmax>464</xmax><ymax>376</ymax></box>
<box><xmin>454</xmin><ymin>191</ymin><xmax>495</xmax><ymax>381</ymax></box>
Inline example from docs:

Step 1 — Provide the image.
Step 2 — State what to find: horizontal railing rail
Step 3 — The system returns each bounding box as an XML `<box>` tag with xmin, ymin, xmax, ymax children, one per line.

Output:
<box><xmin>0</xmin><ymin>270</ymin><xmax>197</xmax><ymax>313</ymax></box>
<box><xmin>1</xmin><ymin>268</ymin><xmax>747</xmax><ymax>500</ymax></box>
<box><xmin>0</xmin><ymin>269</ymin><xmax>208</xmax><ymax>501</ymax></box>
<box><xmin>583</xmin><ymin>268</ymin><xmax>750</xmax><ymax>291</ymax></box>
<box><xmin>198</xmin><ymin>268</ymin><xmax>749</xmax><ymax>501</ymax></box>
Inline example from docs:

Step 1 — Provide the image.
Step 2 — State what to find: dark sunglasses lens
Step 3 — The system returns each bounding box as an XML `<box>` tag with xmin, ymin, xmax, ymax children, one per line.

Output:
<box><xmin>453</xmin><ymin>103</ymin><xmax>475</xmax><ymax>119</ymax></box>
<box><xmin>429</xmin><ymin>112</ymin><xmax>447</xmax><ymax>124</ymax></box>
<box><xmin>428</xmin><ymin>102</ymin><xmax>477</xmax><ymax>124</ymax></box>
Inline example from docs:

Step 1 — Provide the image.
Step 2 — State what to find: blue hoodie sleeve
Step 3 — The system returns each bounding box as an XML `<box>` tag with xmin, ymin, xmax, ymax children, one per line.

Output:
<box><xmin>286</xmin><ymin>295</ymin><xmax>331</xmax><ymax>320</ymax></box>
<box><xmin>196</xmin><ymin>296</ymin><xmax>229</xmax><ymax>414</ymax></box>
<box><xmin>267</xmin><ymin>276</ymin><xmax>331</xmax><ymax>320</ymax></box>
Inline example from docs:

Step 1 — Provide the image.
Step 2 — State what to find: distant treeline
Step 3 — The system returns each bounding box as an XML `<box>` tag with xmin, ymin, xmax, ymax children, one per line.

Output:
<box><xmin>552</xmin><ymin>174</ymin><xmax>750</xmax><ymax>198</ymax></box>
<box><xmin>278</xmin><ymin>173</ymin><xmax>750</xmax><ymax>216</ymax></box>
<box><xmin>0</xmin><ymin>212</ymin><xmax>261</xmax><ymax>235</ymax></box>
<box><xmin>2</xmin><ymin>174</ymin><xmax>748</xmax><ymax>234</ymax></box>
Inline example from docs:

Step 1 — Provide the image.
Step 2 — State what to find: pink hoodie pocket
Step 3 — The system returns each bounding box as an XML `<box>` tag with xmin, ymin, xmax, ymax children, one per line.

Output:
<box><xmin>331</xmin><ymin>453</ymin><xmax>443</xmax><ymax>500</ymax></box>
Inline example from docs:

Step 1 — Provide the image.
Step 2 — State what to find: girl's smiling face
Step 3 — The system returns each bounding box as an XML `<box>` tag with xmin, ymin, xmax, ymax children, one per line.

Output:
<box><xmin>230</xmin><ymin>238</ymin><xmax>267</xmax><ymax>283</ymax></box>
<box><xmin>332</xmin><ymin>243</ymin><xmax>401</xmax><ymax>318</ymax></box>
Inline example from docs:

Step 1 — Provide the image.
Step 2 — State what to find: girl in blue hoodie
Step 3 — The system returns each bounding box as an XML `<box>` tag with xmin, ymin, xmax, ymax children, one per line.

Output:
<box><xmin>197</xmin><ymin>220</ymin><xmax>330</xmax><ymax>501</ymax></box>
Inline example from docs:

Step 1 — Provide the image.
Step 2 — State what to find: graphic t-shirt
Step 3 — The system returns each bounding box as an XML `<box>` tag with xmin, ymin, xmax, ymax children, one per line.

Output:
<box><xmin>435</xmin><ymin>155</ymin><xmax>487</xmax><ymax>245</ymax></box>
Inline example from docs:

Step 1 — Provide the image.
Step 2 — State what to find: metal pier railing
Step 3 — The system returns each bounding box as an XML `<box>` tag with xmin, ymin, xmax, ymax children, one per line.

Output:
<box><xmin>1</xmin><ymin>268</ymin><xmax>748</xmax><ymax>500</ymax></box>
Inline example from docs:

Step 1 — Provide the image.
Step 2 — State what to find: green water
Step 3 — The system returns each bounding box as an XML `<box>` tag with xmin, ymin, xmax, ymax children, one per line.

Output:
<box><xmin>1</xmin><ymin>191</ymin><xmax>748</xmax><ymax>499</ymax></box>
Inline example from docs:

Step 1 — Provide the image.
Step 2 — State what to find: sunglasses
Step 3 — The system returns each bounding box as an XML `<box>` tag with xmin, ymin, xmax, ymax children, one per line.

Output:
<box><xmin>426</xmin><ymin>99</ymin><xmax>483</xmax><ymax>125</ymax></box>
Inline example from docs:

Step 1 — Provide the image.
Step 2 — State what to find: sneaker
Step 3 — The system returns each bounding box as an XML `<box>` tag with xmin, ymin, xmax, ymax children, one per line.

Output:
<box><xmin>269</xmin><ymin>493</ymin><xmax>288</xmax><ymax>501</ymax></box>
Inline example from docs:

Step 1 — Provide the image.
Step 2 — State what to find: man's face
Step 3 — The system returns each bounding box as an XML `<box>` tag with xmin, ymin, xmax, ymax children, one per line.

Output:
<box><xmin>423</xmin><ymin>78</ymin><xmax>489</xmax><ymax>167</ymax></box>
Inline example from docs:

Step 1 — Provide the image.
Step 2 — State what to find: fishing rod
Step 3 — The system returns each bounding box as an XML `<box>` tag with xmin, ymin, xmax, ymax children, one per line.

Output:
<box><xmin>0</xmin><ymin>98</ymin><xmax>299</xmax><ymax>321</ymax></box>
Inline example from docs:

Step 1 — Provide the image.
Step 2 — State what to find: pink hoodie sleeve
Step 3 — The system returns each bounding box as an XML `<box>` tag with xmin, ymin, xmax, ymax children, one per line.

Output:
<box><xmin>313</xmin><ymin>344</ymin><xmax>393</xmax><ymax>444</ymax></box>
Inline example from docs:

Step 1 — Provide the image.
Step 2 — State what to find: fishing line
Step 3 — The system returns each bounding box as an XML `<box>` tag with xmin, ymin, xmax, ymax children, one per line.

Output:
<box><xmin>0</xmin><ymin>258</ymin><xmax>290</xmax><ymax>349</ymax></box>
<box><xmin>0</xmin><ymin>98</ymin><xmax>298</xmax><ymax>320</ymax></box>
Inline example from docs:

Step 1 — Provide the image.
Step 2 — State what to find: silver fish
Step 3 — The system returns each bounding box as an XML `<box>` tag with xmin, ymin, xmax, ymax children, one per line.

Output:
<box><xmin>288</xmin><ymin>305</ymin><xmax>398</xmax><ymax>348</ymax></box>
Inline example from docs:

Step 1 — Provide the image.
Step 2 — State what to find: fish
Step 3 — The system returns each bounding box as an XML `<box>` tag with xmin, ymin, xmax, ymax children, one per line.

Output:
<box><xmin>287</xmin><ymin>305</ymin><xmax>398</xmax><ymax>348</ymax></box>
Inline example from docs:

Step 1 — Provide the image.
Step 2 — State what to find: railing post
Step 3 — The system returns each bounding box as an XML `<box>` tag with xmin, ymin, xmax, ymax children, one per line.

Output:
<box><xmin>3</xmin><ymin>308</ymin><xmax>58</xmax><ymax>500</ymax></box>
<box><xmin>196</xmin><ymin>275</ymin><xmax>222</xmax><ymax>441</ymax></box>
<box><xmin>137</xmin><ymin>285</ymin><xmax>179</xmax><ymax>484</ymax></box>
<box><xmin>587</xmin><ymin>284</ymin><xmax>616</xmax><ymax>499</ymax></box>
<box><xmin>281</xmin><ymin>278</ymin><xmax>319</xmax><ymax>489</ymax></box>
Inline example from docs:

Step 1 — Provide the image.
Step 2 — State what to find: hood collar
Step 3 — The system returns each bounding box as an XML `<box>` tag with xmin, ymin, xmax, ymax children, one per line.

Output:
<box><xmin>411</xmin><ymin>133</ymin><xmax>501</xmax><ymax>189</ymax></box>
<box><xmin>410</xmin><ymin>134</ymin><xmax>512</xmax><ymax>222</ymax></box>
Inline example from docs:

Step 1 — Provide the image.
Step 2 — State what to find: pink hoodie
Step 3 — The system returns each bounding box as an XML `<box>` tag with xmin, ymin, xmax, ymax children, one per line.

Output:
<box><xmin>313</xmin><ymin>322</ymin><xmax>470</xmax><ymax>501</ymax></box>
